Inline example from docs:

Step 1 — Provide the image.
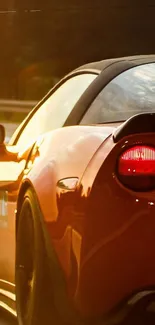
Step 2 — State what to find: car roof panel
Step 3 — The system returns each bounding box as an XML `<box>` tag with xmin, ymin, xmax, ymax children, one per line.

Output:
<box><xmin>75</xmin><ymin>54</ymin><xmax>155</xmax><ymax>73</ymax></box>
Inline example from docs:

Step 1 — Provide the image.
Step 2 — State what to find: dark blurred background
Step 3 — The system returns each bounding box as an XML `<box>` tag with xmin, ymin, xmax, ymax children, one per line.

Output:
<box><xmin>0</xmin><ymin>0</ymin><xmax>155</xmax><ymax>101</ymax></box>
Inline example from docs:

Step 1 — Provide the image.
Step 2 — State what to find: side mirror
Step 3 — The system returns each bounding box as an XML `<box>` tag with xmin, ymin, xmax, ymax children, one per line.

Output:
<box><xmin>0</xmin><ymin>124</ymin><xmax>5</xmax><ymax>144</ymax></box>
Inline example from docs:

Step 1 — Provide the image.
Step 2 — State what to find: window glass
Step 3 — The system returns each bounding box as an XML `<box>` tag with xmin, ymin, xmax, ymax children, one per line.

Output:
<box><xmin>80</xmin><ymin>63</ymin><xmax>155</xmax><ymax>124</ymax></box>
<box><xmin>15</xmin><ymin>74</ymin><xmax>97</xmax><ymax>148</ymax></box>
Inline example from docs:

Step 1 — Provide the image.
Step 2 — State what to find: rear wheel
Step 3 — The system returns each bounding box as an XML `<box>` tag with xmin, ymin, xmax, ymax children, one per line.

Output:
<box><xmin>15</xmin><ymin>188</ymin><xmax>62</xmax><ymax>325</ymax></box>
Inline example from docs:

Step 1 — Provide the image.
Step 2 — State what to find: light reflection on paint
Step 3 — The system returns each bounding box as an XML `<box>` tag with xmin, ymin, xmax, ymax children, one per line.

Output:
<box><xmin>0</xmin><ymin>289</ymin><xmax>16</xmax><ymax>301</ymax></box>
<box><xmin>0</xmin><ymin>279</ymin><xmax>15</xmax><ymax>287</ymax></box>
<box><xmin>148</xmin><ymin>202</ymin><xmax>154</xmax><ymax>206</ymax></box>
<box><xmin>0</xmin><ymin>302</ymin><xmax>17</xmax><ymax>316</ymax></box>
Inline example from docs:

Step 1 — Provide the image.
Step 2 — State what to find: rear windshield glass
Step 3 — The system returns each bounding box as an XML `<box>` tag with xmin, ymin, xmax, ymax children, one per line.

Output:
<box><xmin>81</xmin><ymin>63</ymin><xmax>155</xmax><ymax>124</ymax></box>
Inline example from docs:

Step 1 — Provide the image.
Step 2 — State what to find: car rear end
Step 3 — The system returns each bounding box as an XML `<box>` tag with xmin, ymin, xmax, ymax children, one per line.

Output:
<box><xmin>75</xmin><ymin>113</ymin><xmax>155</xmax><ymax>322</ymax></box>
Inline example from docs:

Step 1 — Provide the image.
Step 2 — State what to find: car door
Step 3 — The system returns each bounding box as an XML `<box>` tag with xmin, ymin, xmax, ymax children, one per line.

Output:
<box><xmin>0</xmin><ymin>72</ymin><xmax>98</xmax><ymax>290</ymax></box>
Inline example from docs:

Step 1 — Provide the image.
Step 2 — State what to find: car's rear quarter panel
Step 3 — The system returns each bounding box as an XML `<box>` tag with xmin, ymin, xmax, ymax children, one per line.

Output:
<box><xmin>75</xmin><ymin>133</ymin><xmax>155</xmax><ymax>317</ymax></box>
<box><xmin>23</xmin><ymin>127</ymin><xmax>155</xmax><ymax>319</ymax></box>
<box><xmin>24</xmin><ymin>125</ymin><xmax>115</xmax><ymax>278</ymax></box>
<box><xmin>26</xmin><ymin>125</ymin><xmax>114</xmax><ymax>219</ymax></box>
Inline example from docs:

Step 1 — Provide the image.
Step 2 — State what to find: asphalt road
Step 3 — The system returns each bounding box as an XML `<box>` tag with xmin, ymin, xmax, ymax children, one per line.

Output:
<box><xmin>3</xmin><ymin>122</ymin><xmax>19</xmax><ymax>143</ymax></box>
<box><xmin>0</xmin><ymin>309</ymin><xmax>17</xmax><ymax>325</ymax></box>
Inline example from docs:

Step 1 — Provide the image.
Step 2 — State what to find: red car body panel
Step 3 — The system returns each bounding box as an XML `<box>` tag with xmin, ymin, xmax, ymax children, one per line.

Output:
<box><xmin>25</xmin><ymin>125</ymin><xmax>115</xmax><ymax>223</ymax></box>
<box><xmin>75</xmin><ymin>133</ymin><xmax>155</xmax><ymax>316</ymax></box>
<box><xmin>21</xmin><ymin>126</ymin><xmax>155</xmax><ymax>318</ymax></box>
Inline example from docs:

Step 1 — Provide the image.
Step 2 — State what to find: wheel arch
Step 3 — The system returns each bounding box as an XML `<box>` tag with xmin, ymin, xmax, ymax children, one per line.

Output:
<box><xmin>16</xmin><ymin>181</ymin><xmax>82</xmax><ymax>324</ymax></box>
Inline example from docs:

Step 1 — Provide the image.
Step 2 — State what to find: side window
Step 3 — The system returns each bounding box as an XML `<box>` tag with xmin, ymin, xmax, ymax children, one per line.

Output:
<box><xmin>15</xmin><ymin>74</ymin><xmax>97</xmax><ymax>148</ymax></box>
<box><xmin>80</xmin><ymin>63</ymin><xmax>155</xmax><ymax>125</ymax></box>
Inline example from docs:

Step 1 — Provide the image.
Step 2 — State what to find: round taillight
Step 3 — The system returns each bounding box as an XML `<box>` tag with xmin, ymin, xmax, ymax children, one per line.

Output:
<box><xmin>118</xmin><ymin>145</ymin><xmax>155</xmax><ymax>191</ymax></box>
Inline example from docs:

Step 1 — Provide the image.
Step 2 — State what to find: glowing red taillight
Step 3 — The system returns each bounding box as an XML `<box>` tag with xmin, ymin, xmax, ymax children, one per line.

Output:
<box><xmin>118</xmin><ymin>146</ymin><xmax>155</xmax><ymax>191</ymax></box>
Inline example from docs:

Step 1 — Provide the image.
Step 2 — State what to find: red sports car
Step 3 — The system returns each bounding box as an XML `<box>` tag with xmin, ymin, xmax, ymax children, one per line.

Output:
<box><xmin>1</xmin><ymin>55</ymin><xmax>155</xmax><ymax>325</ymax></box>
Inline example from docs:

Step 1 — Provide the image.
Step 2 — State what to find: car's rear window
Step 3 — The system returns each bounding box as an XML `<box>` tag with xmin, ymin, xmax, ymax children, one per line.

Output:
<box><xmin>80</xmin><ymin>63</ymin><xmax>155</xmax><ymax>124</ymax></box>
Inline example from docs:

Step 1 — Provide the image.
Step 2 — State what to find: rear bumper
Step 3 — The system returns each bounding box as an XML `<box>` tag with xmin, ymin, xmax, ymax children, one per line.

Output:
<box><xmin>75</xmin><ymin>208</ymin><xmax>155</xmax><ymax>317</ymax></box>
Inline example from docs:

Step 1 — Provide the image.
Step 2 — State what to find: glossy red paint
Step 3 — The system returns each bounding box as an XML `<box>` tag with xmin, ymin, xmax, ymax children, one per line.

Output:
<box><xmin>22</xmin><ymin>130</ymin><xmax>155</xmax><ymax>318</ymax></box>
<box><xmin>74</xmin><ymin>133</ymin><xmax>155</xmax><ymax>316</ymax></box>
<box><xmin>25</xmin><ymin>125</ymin><xmax>115</xmax><ymax>224</ymax></box>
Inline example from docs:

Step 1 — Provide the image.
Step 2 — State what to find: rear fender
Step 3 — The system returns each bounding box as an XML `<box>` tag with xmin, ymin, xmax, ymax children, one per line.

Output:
<box><xmin>75</xmin><ymin>132</ymin><xmax>155</xmax><ymax>317</ymax></box>
<box><xmin>18</xmin><ymin>160</ymin><xmax>58</xmax><ymax>224</ymax></box>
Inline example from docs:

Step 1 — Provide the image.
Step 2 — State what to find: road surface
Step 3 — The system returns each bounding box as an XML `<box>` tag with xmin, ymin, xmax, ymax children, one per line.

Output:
<box><xmin>3</xmin><ymin>122</ymin><xmax>19</xmax><ymax>143</ymax></box>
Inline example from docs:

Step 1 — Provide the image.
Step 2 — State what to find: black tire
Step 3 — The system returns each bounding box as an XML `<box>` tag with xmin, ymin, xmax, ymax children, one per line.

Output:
<box><xmin>15</xmin><ymin>188</ymin><xmax>62</xmax><ymax>325</ymax></box>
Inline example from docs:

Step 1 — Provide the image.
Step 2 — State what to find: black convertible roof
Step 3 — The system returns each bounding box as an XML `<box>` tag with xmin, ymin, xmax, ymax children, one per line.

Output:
<box><xmin>76</xmin><ymin>54</ymin><xmax>155</xmax><ymax>73</ymax></box>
